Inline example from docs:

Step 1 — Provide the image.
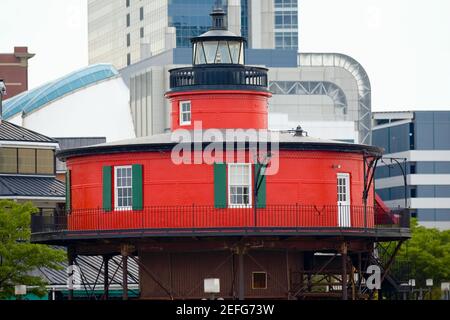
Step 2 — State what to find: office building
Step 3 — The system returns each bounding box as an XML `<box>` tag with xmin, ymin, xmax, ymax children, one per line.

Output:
<box><xmin>373</xmin><ymin>111</ymin><xmax>450</xmax><ymax>230</ymax></box>
<box><xmin>88</xmin><ymin>0</ymin><xmax>299</xmax><ymax>69</ymax></box>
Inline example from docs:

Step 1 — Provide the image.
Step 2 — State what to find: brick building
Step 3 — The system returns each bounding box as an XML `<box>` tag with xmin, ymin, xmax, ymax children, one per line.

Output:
<box><xmin>0</xmin><ymin>47</ymin><xmax>34</xmax><ymax>99</ymax></box>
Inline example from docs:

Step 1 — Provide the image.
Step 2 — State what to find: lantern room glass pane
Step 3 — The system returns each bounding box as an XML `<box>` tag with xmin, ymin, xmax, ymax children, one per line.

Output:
<box><xmin>216</xmin><ymin>41</ymin><xmax>232</xmax><ymax>63</ymax></box>
<box><xmin>202</xmin><ymin>41</ymin><xmax>219</xmax><ymax>64</ymax></box>
<box><xmin>195</xmin><ymin>43</ymin><xmax>207</xmax><ymax>64</ymax></box>
<box><xmin>228</xmin><ymin>41</ymin><xmax>242</xmax><ymax>64</ymax></box>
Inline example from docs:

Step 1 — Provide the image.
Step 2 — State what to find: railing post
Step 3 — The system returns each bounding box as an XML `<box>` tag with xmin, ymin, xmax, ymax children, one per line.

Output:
<box><xmin>192</xmin><ymin>204</ymin><xmax>195</xmax><ymax>231</ymax></box>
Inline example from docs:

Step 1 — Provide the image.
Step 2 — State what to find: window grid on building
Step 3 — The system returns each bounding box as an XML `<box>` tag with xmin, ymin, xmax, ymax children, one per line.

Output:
<box><xmin>0</xmin><ymin>147</ymin><xmax>55</xmax><ymax>175</ymax></box>
<box><xmin>179</xmin><ymin>101</ymin><xmax>191</xmax><ymax>125</ymax></box>
<box><xmin>274</xmin><ymin>0</ymin><xmax>299</xmax><ymax>50</ymax></box>
<box><xmin>337</xmin><ymin>176</ymin><xmax>348</xmax><ymax>203</ymax></box>
<box><xmin>228</xmin><ymin>163</ymin><xmax>252</xmax><ymax>207</ymax></box>
<box><xmin>115</xmin><ymin>166</ymin><xmax>133</xmax><ymax>210</ymax></box>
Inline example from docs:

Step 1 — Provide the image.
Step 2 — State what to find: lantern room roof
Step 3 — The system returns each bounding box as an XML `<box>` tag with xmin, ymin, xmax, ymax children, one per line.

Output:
<box><xmin>57</xmin><ymin>131</ymin><xmax>383</xmax><ymax>160</ymax></box>
<box><xmin>191</xmin><ymin>6</ymin><xmax>245</xmax><ymax>43</ymax></box>
<box><xmin>191</xmin><ymin>29</ymin><xmax>245</xmax><ymax>43</ymax></box>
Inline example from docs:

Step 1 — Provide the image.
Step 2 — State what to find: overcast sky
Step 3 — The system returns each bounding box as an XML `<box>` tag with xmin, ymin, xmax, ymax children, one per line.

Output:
<box><xmin>1</xmin><ymin>0</ymin><xmax>450</xmax><ymax>111</ymax></box>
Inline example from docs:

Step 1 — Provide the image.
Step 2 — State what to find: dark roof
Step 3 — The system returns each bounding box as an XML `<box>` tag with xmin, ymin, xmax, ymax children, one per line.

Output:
<box><xmin>33</xmin><ymin>250</ymin><xmax>139</xmax><ymax>286</ymax></box>
<box><xmin>0</xmin><ymin>176</ymin><xmax>65</xmax><ymax>198</ymax></box>
<box><xmin>54</xmin><ymin>137</ymin><xmax>106</xmax><ymax>150</ymax></box>
<box><xmin>0</xmin><ymin>120</ymin><xmax>56</xmax><ymax>143</ymax></box>
<box><xmin>58</xmin><ymin>131</ymin><xmax>384</xmax><ymax>160</ymax></box>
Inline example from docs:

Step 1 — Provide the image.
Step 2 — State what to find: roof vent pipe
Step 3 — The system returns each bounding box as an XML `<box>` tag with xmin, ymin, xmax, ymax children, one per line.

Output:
<box><xmin>0</xmin><ymin>79</ymin><xmax>7</xmax><ymax>124</ymax></box>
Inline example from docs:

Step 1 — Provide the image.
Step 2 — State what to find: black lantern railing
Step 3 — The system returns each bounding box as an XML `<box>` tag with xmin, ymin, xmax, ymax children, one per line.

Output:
<box><xmin>169</xmin><ymin>65</ymin><xmax>269</xmax><ymax>91</ymax></box>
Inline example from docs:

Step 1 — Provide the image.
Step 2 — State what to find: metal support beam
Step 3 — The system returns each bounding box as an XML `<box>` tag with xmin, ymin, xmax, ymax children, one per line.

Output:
<box><xmin>341</xmin><ymin>243</ymin><xmax>348</xmax><ymax>300</ymax></box>
<box><xmin>380</xmin><ymin>240</ymin><xmax>404</xmax><ymax>285</ymax></box>
<box><xmin>358</xmin><ymin>252</ymin><xmax>362</xmax><ymax>295</ymax></box>
<box><xmin>131</xmin><ymin>255</ymin><xmax>174</xmax><ymax>299</ymax></box>
<box><xmin>103</xmin><ymin>256</ymin><xmax>110</xmax><ymax>300</ymax></box>
<box><xmin>363</xmin><ymin>154</ymin><xmax>380</xmax><ymax>229</ymax></box>
<box><xmin>293</xmin><ymin>254</ymin><xmax>337</xmax><ymax>297</ymax></box>
<box><xmin>238</xmin><ymin>247</ymin><xmax>245</xmax><ymax>301</ymax></box>
<box><xmin>121</xmin><ymin>246</ymin><xmax>130</xmax><ymax>301</ymax></box>
<box><xmin>122</xmin><ymin>255</ymin><xmax>128</xmax><ymax>300</ymax></box>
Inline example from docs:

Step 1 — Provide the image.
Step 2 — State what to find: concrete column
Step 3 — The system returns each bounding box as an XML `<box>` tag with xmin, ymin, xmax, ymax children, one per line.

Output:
<box><xmin>227</xmin><ymin>0</ymin><xmax>242</xmax><ymax>36</ymax></box>
<box><xmin>249</xmin><ymin>0</ymin><xmax>275</xmax><ymax>49</ymax></box>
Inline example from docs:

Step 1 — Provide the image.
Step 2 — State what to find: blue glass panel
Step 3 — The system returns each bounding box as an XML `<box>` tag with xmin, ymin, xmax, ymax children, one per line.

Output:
<box><xmin>390</xmin><ymin>123</ymin><xmax>410</xmax><ymax>153</ymax></box>
<box><xmin>435</xmin><ymin>186</ymin><xmax>450</xmax><ymax>197</ymax></box>
<box><xmin>417</xmin><ymin>209</ymin><xmax>436</xmax><ymax>222</ymax></box>
<box><xmin>435</xmin><ymin>162</ymin><xmax>450</xmax><ymax>174</ymax></box>
<box><xmin>416</xmin><ymin>186</ymin><xmax>435</xmax><ymax>198</ymax></box>
<box><xmin>3</xmin><ymin>64</ymin><xmax>118</xmax><ymax>119</ymax></box>
<box><xmin>416</xmin><ymin>162</ymin><xmax>434</xmax><ymax>174</ymax></box>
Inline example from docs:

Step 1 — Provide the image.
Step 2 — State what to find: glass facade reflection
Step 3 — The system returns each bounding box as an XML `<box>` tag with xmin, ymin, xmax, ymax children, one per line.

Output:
<box><xmin>373</xmin><ymin>111</ymin><xmax>450</xmax><ymax>228</ymax></box>
<box><xmin>241</xmin><ymin>0</ymin><xmax>249</xmax><ymax>47</ymax></box>
<box><xmin>274</xmin><ymin>0</ymin><xmax>299</xmax><ymax>50</ymax></box>
<box><xmin>169</xmin><ymin>0</ymin><xmax>228</xmax><ymax>48</ymax></box>
<box><xmin>89</xmin><ymin>0</ymin><xmax>300</xmax><ymax>69</ymax></box>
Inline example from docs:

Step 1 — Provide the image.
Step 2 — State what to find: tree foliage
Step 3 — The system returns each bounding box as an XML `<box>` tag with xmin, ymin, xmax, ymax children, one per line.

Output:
<box><xmin>390</xmin><ymin>219</ymin><xmax>450</xmax><ymax>288</ymax></box>
<box><xmin>0</xmin><ymin>200</ymin><xmax>66</xmax><ymax>299</ymax></box>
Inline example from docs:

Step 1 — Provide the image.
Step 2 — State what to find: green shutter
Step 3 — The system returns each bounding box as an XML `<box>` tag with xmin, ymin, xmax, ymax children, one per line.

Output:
<box><xmin>255</xmin><ymin>164</ymin><xmax>267</xmax><ymax>209</ymax></box>
<box><xmin>132</xmin><ymin>164</ymin><xmax>143</xmax><ymax>210</ymax></box>
<box><xmin>102</xmin><ymin>166</ymin><xmax>112</xmax><ymax>212</ymax></box>
<box><xmin>66</xmin><ymin>170</ymin><xmax>71</xmax><ymax>212</ymax></box>
<box><xmin>214</xmin><ymin>163</ymin><xmax>227</xmax><ymax>208</ymax></box>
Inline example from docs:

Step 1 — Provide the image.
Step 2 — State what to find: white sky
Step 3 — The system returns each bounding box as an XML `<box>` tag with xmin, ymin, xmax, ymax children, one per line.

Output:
<box><xmin>1</xmin><ymin>0</ymin><xmax>450</xmax><ymax>111</ymax></box>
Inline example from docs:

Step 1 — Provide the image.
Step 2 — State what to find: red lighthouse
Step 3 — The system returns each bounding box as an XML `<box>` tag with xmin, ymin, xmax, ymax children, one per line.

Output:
<box><xmin>32</xmin><ymin>8</ymin><xmax>410</xmax><ymax>300</ymax></box>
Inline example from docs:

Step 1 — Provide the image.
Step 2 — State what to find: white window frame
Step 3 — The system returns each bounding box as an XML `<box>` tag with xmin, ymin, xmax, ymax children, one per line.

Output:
<box><xmin>337</xmin><ymin>173</ymin><xmax>351</xmax><ymax>228</ymax></box>
<box><xmin>114</xmin><ymin>165</ymin><xmax>133</xmax><ymax>211</ymax></box>
<box><xmin>179</xmin><ymin>101</ymin><xmax>192</xmax><ymax>126</ymax></box>
<box><xmin>337</xmin><ymin>173</ymin><xmax>351</xmax><ymax>205</ymax></box>
<box><xmin>228</xmin><ymin>163</ymin><xmax>252</xmax><ymax>208</ymax></box>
